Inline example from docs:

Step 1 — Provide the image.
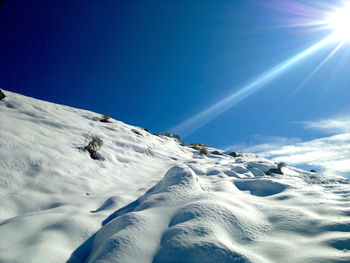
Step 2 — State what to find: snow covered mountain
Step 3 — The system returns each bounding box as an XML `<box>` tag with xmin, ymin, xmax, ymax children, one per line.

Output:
<box><xmin>1</xmin><ymin>90</ymin><xmax>349</xmax><ymax>263</ymax></box>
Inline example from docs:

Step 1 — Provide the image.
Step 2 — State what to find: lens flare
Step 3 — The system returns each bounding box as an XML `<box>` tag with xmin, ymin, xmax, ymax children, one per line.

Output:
<box><xmin>170</xmin><ymin>2</ymin><xmax>350</xmax><ymax>137</ymax></box>
<box><xmin>327</xmin><ymin>2</ymin><xmax>350</xmax><ymax>42</ymax></box>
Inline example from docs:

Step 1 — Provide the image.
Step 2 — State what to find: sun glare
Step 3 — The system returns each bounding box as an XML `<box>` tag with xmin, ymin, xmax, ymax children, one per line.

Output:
<box><xmin>327</xmin><ymin>2</ymin><xmax>350</xmax><ymax>42</ymax></box>
<box><xmin>172</xmin><ymin>1</ymin><xmax>350</xmax><ymax>136</ymax></box>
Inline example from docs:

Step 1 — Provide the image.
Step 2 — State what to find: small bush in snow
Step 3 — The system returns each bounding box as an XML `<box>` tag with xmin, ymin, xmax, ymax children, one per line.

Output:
<box><xmin>162</xmin><ymin>132</ymin><xmax>185</xmax><ymax>146</ymax></box>
<box><xmin>132</xmin><ymin>129</ymin><xmax>142</xmax><ymax>136</ymax></box>
<box><xmin>199</xmin><ymin>147</ymin><xmax>208</xmax><ymax>155</ymax></box>
<box><xmin>172</xmin><ymin>134</ymin><xmax>181</xmax><ymax>141</ymax></box>
<box><xmin>188</xmin><ymin>143</ymin><xmax>210</xmax><ymax>151</ymax></box>
<box><xmin>163</xmin><ymin>132</ymin><xmax>172</xmax><ymax>137</ymax></box>
<box><xmin>0</xmin><ymin>89</ymin><xmax>5</xmax><ymax>100</ymax></box>
<box><xmin>162</xmin><ymin>132</ymin><xmax>181</xmax><ymax>140</ymax></box>
<box><xmin>100</xmin><ymin>113</ymin><xmax>110</xmax><ymax>123</ymax></box>
<box><xmin>85</xmin><ymin>135</ymin><xmax>103</xmax><ymax>159</ymax></box>
<box><xmin>143</xmin><ymin>128</ymin><xmax>151</xmax><ymax>133</ymax></box>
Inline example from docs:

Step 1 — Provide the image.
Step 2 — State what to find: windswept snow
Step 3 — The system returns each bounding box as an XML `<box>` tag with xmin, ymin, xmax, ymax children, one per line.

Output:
<box><xmin>1</xmin><ymin>90</ymin><xmax>349</xmax><ymax>263</ymax></box>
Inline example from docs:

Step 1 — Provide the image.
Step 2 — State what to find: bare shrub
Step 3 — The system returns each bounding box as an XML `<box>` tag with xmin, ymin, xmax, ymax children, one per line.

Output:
<box><xmin>188</xmin><ymin>143</ymin><xmax>210</xmax><ymax>150</ymax></box>
<box><xmin>131</xmin><ymin>129</ymin><xmax>142</xmax><ymax>136</ymax></box>
<box><xmin>100</xmin><ymin>113</ymin><xmax>110</xmax><ymax>123</ymax></box>
<box><xmin>163</xmin><ymin>132</ymin><xmax>172</xmax><ymax>137</ymax></box>
<box><xmin>162</xmin><ymin>132</ymin><xmax>185</xmax><ymax>146</ymax></box>
<box><xmin>143</xmin><ymin>128</ymin><xmax>151</xmax><ymax>133</ymax></box>
<box><xmin>85</xmin><ymin>135</ymin><xmax>103</xmax><ymax>159</ymax></box>
<box><xmin>199</xmin><ymin>147</ymin><xmax>208</xmax><ymax>155</ymax></box>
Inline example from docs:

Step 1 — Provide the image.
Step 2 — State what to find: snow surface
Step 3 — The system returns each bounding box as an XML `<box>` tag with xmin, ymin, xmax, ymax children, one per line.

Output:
<box><xmin>1</xmin><ymin>90</ymin><xmax>350</xmax><ymax>263</ymax></box>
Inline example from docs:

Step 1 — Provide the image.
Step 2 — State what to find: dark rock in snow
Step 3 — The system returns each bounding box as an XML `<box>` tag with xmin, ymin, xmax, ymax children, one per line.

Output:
<box><xmin>0</xmin><ymin>89</ymin><xmax>6</xmax><ymax>100</ymax></box>
<box><xmin>228</xmin><ymin>151</ymin><xmax>237</xmax><ymax>157</ymax></box>
<box><xmin>266</xmin><ymin>162</ymin><xmax>286</xmax><ymax>175</ymax></box>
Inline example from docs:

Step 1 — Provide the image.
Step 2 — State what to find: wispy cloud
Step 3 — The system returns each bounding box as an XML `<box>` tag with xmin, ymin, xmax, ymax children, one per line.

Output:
<box><xmin>303</xmin><ymin>116</ymin><xmax>350</xmax><ymax>133</ymax></box>
<box><xmin>228</xmin><ymin>136</ymin><xmax>302</xmax><ymax>154</ymax></box>
<box><xmin>232</xmin><ymin>117</ymin><xmax>350</xmax><ymax>178</ymax></box>
<box><xmin>266</xmin><ymin>134</ymin><xmax>350</xmax><ymax>177</ymax></box>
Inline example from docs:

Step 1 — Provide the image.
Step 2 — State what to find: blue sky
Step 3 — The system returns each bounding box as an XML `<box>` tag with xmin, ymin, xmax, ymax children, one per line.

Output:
<box><xmin>1</xmin><ymin>0</ymin><xmax>350</xmax><ymax>175</ymax></box>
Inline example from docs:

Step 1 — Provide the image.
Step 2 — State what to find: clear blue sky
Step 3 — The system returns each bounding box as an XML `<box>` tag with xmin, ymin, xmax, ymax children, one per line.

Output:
<box><xmin>1</xmin><ymin>0</ymin><xmax>349</xmax><ymax>149</ymax></box>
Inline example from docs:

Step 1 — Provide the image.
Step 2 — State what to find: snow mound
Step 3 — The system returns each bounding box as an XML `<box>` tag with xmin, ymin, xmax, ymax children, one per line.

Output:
<box><xmin>67</xmin><ymin>165</ymin><xmax>270</xmax><ymax>263</ymax></box>
<box><xmin>0</xmin><ymin>90</ymin><xmax>349</xmax><ymax>263</ymax></box>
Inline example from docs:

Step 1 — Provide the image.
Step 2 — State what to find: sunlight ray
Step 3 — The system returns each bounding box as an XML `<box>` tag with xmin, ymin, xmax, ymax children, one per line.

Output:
<box><xmin>171</xmin><ymin>36</ymin><xmax>334</xmax><ymax>136</ymax></box>
<box><xmin>292</xmin><ymin>41</ymin><xmax>345</xmax><ymax>95</ymax></box>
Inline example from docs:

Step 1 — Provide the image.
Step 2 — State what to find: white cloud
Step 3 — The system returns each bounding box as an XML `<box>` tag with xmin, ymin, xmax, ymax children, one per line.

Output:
<box><xmin>266</xmin><ymin>133</ymin><xmax>350</xmax><ymax>177</ymax></box>
<box><xmin>303</xmin><ymin>116</ymin><xmax>350</xmax><ymax>134</ymax></box>
<box><xmin>232</xmin><ymin>118</ymin><xmax>350</xmax><ymax>178</ymax></box>
<box><xmin>229</xmin><ymin>136</ymin><xmax>302</xmax><ymax>154</ymax></box>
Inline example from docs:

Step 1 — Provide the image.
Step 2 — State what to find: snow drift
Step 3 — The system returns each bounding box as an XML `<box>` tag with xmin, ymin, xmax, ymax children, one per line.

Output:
<box><xmin>0</xmin><ymin>90</ymin><xmax>349</xmax><ymax>263</ymax></box>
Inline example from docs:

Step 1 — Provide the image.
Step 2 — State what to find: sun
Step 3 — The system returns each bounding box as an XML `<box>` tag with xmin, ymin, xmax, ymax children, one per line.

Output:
<box><xmin>327</xmin><ymin>2</ymin><xmax>350</xmax><ymax>42</ymax></box>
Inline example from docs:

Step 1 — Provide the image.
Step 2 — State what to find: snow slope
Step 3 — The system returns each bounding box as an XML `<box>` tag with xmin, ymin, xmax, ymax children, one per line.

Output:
<box><xmin>1</xmin><ymin>90</ymin><xmax>349</xmax><ymax>263</ymax></box>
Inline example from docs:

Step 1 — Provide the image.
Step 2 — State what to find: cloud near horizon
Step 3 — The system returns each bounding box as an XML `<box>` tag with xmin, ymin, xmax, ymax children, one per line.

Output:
<box><xmin>303</xmin><ymin>116</ymin><xmax>350</xmax><ymax>134</ymax></box>
<box><xmin>232</xmin><ymin>116</ymin><xmax>350</xmax><ymax>178</ymax></box>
